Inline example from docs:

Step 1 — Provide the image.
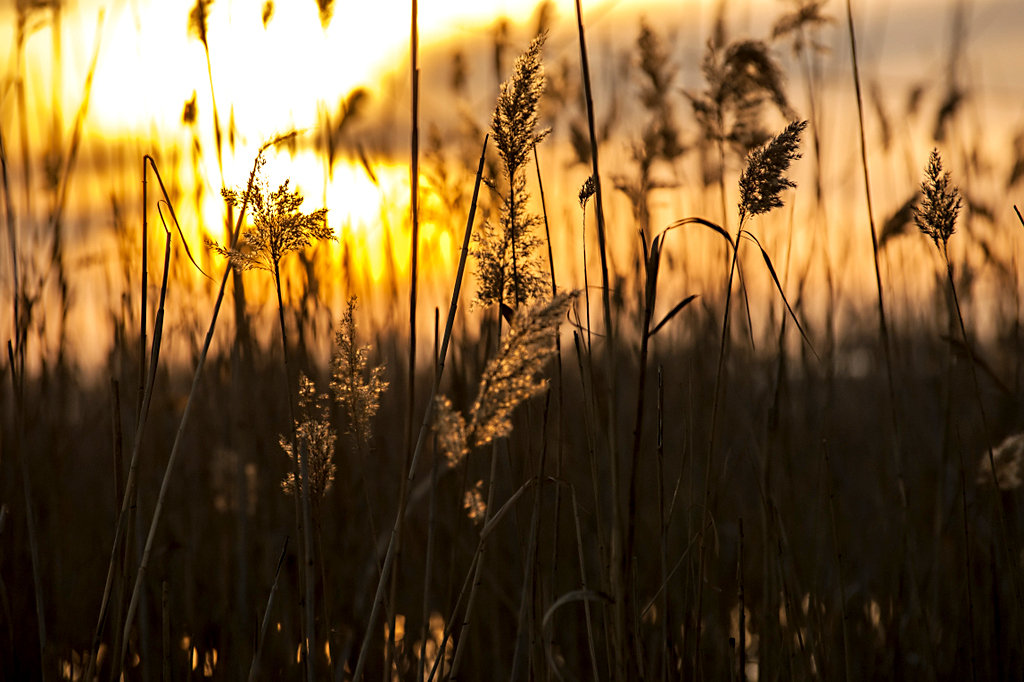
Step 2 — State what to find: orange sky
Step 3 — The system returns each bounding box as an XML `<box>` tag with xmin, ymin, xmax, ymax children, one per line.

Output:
<box><xmin>2</xmin><ymin>0</ymin><xmax>1023</xmax><ymax>369</ymax></box>
<box><xmin>5</xmin><ymin>0</ymin><xmax>1017</xmax><ymax>143</ymax></box>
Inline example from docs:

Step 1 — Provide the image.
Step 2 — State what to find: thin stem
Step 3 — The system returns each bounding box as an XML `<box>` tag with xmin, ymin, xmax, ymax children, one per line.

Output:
<box><xmin>625</xmin><ymin>237</ymin><xmax>658</xmax><ymax>654</ymax></box>
<box><xmin>418</xmin><ymin>310</ymin><xmax>441</xmax><ymax>682</ymax></box>
<box><xmin>7</xmin><ymin>341</ymin><xmax>46</xmax><ymax>678</ymax></box>
<box><xmin>738</xmin><ymin>518</ymin><xmax>745</xmax><ymax>682</ymax></box>
<box><xmin>1</xmin><ymin>128</ymin><xmax>22</xmax><ymax>385</ymax></box>
<box><xmin>391</xmin><ymin>6</ymin><xmax>421</xmax><ymax>673</ymax></box>
<box><xmin>847</xmin><ymin>6</ymin><xmax>933</xmax><ymax>669</ymax></box>
<box><xmin>822</xmin><ymin>441</ymin><xmax>851</xmax><ymax>682</ymax></box>
<box><xmin>353</xmin><ymin>135</ymin><xmax>488</xmax><ymax>682</ymax></box>
<box><xmin>696</xmin><ymin>221</ymin><xmax>742</xmax><ymax>674</ymax></box>
<box><xmin>574</xmin><ymin>3</ymin><xmax>623</xmax><ymax>677</ymax></box>
<box><xmin>116</xmin><ymin>144</ymin><xmax>270</xmax><ymax>671</ymax></box>
<box><xmin>201</xmin><ymin>25</ymin><xmax>225</xmax><ymax>190</ymax></box>
<box><xmin>248</xmin><ymin>537</ymin><xmax>289</xmax><ymax>682</ymax></box>
<box><xmin>273</xmin><ymin>259</ymin><xmax>317</xmax><ymax>682</ymax></box>
<box><xmin>138</xmin><ymin>156</ymin><xmax>148</xmax><ymax>425</ymax></box>
<box><xmin>845</xmin><ymin>0</ymin><xmax>906</xmax><ymax>507</ymax></box>
<box><xmin>945</xmin><ymin>257</ymin><xmax>1022</xmax><ymax>614</ymax></box>
<box><xmin>657</xmin><ymin>366</ymin><xmax>669</xmax><ymax>682</ymax></box>
<box><xmin>956</xmin><ymin>448</ymin><xmax>978</xmax><ymax>682</ymax></box>
<box><xmin>449</xmin><ymin>438</ymin><xmax>501</xmax><ymax>680</ymax></box>
<box><xmin>534</xmin><ymin>142</ymin><xmax>568</xmax><ymax>670</ymax></box>
<box><xmin>48</xmin><ymin>10</ymin><xmax>102</xmax><ymax>366</ymax></box>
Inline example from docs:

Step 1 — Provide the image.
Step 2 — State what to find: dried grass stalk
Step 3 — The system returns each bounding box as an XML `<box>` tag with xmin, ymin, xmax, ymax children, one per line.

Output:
<box><xmin>434</xmin><ymin>293</ymin><xmax>573</xmax><ymax>468</ymax></box>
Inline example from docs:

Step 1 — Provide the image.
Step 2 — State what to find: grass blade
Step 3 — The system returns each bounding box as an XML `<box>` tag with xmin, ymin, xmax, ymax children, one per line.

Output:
<box><xmin>352</xmin><ymin>134</ymin><xmax>488</xmax><ymax>682</ymax></box>
<box><xmin>648</xmin><ymin>295</ymin><xmax>699</xmax><ymax>338</ymax></box>
<box><xmin>740</xmin><ymin>231</ymin><xmax>817</xmax><ymax>358</ymax></box>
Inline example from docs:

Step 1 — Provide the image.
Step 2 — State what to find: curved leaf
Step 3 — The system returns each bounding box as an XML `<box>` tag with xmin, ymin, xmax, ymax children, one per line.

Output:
<box><xmin>649</xmin><ymin>294</ymin><xmax>699</xmax><ymax>338</ymax></box>
<box><xmin>541</xmin><ymin>589</ymin><xmax>611</xmax><ymax>631</ymax></box>
<box><xmin>145</xmin><ymin>155</ymin><xmax>210</xmax><ymax>279</ymax></box>
<box><xmin>542</xmin><ymin>588</ymin><xmax>611</xmax><ymax>681</ymax></box>
<box><xmin>660</xmin><ymin>216</ymin><xmax>733</xmax><ymax>249</ymax></box>
<box><xmin>741</xmin><ymin>230</ymin><xmax>818</xmax><ymax>359</ymax></box>
<box><xmin>645</xmin><ymin>216</ymin><xmax>728</xmax><ymax>334</ymax></box>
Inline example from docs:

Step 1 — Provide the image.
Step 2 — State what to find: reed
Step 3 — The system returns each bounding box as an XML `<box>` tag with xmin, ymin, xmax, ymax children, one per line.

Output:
<box><xmin>696</xmin><ymin>118</ymin><xmax>807</xmax><ymax>677</ymax></box>
<box><xmin>85</xmin><ymin>155</ymin><xmax>188</xmax><ymax>682</ymax></box>
<box><xmin>213</xmin><ymin>165</ymin><xmax>333</xmax><ymax>682</ymax></box>
<box><xmin>352</xmin><ymin>134</ymin><xmax>488</xmax><ymax>682</ymax></box>
<box><xmin>918</xmin><ymin>149</ymin><xmax>1021</xmax><ymax>671</ymax></box>
<box><xmin>114</xmin><ymin>135</ymin><xmax>291</xmax><ymax>674</ymax></box>
<box><xmin>393</xmin><ymin>4</ymin><xmax>422</xmax><ymax>673</ymax></box>
<box><xmin>6</xmin><ymin>340</ymin><xmax>45</xmax><ymax>677</ymax></box>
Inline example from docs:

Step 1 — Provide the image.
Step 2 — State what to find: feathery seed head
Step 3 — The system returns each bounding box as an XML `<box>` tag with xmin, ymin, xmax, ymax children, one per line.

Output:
<box><xmin>316</xmin><ymin>0</ymin><xmax>334</xmax><ymax>28</ymax></box>
<box><xmin>280</xmin><ymin>373</ymin><xmax>336</xmax><ymax>503</ymax></box>
<box><xmin>978</xmin><ymin>433</ymin><xmax>1024</xmax><ymax>490</ymax></box>
<box><xmin>331</xmin><ymin>297</ymin><xmax>388</xmax><ymax>444</ymax></box>
<box><xmin>579</xmin><ymin>175</ymin><xmax>597</xmax><ymax>208</ymax></box>
<box><xmin>738</xmin><ymin>119</ymin><xmax>807</xmax><ymax>224</ymax></box>
<box><xmin>471</xmin><ymin>206</ymin><xmax>548</xmax><ymax>309</ymax></box>
<box><xmin>433</xmin><ymin>292</ymin><xmax>575</xmax><ymax>462</ymax></box>
<box><xmin>914</xmin><ymin>148</ymin><xmax>961</xmax><ymax>254</ymax></box>
<box><xmin>433</xmin><ymin>396</ymin><xmax>469</xmax><ymax>468</ymax></box>
<box><xmin>463</xmin><ymin>482</ymin><xmax>487</xmax><ymax>525</ymax></box>
<box><xmin>772</xmin><ymin>0</ymin><xmax>834</xmax><ymax>55</ymax></box>
<box><xmin>211</xmin><ymin>175</ymin><xmax>332</xmax><ymax>272</ymax></box>
<box><xmin>468</xmin><ymin>292</ymin><xmax>574</xmax><ymax>448</ymax></box>
<box><xmin>638</xmin><ymin>21</ymin><xmax>676</xmax><ymax>110</ymax></box>
<box><xmin>491</xmin><ymin>32</ymin><xmax>548</xmax><ymax>179</ymax></box>
<box><xmin>188</xmin><ymin>0</ymin><xmax>212</xmax><ymax>47</ymax></box>
<box><xmin>689</xmin><ymin>39</ymin><xmax>792</xmax><ymax>157</ymax></box>
<box><xmin>474</xmin><ymin>34</ymin><xmax>550</xmax><ymax>310</ymax></box>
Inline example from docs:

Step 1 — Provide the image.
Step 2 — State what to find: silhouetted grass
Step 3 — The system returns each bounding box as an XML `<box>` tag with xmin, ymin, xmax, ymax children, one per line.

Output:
<box><xmin>2</xmin><ymin>3</ymin><xmax>1024</xmax><ymax>681</ymax></box>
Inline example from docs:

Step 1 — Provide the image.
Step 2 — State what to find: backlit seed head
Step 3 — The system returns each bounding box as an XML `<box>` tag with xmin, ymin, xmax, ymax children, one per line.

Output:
<box><xmin>914</xmin><ymin>148</ymin><xmax>962</xmax><ymax>254</ymax></box>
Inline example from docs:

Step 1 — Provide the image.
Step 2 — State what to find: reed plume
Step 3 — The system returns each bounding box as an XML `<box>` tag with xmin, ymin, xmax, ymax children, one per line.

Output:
<box><xmin>210</xmin><ymin>166</ymin><xmax>331</xmax><ymax>682</ymax></box>
<box><xmin>280</xmin><ymin>374</ymin><xmax>336</xmax><ymax>504</ymax></box>
<box><xmin>433</xmin><ymin>292</ymin><xmax>574</xmax><ymax>467</ymax></box>
<box><xmin>697</xmin><ymin>118</ymin><xmax>807</xmax><ymax>677</ymax></box>
<box><xmin>914</xmin><ymin>148</ymin><xmax>962</xmax><ymax>259</ymax></box>
<box><xmin>211</xmin><ymin>177</ymin><xmax>332</xmax><ymax>272</ymax></box>
<box><xmin>688</xmin><ymin>38</ymin><xmax>792</xmax><ymax>158</ymax></box>
<box><xmin>977</xmin><ymin>433</ymin><xmax>1024</xmax><ymax>490</ymax></box>
<box><xmin>772</xmin><ymin>0</ymin><xmax>833</xmax><ymax>52</ymax></box>
<box><xmin>187</xmin><ymin>0</ymin><xmax>211</xmax><ymax>48</ymax></box>
<box><xmin>738</xmin><ymin>119</ymin><xmax>808</xmax><ymax>225</ymax></box>
<box><xmin>474</xmin><ymin>33</ymin><xmax>549</xmax><ymax>310</ymax></box>
<box><xmin>578</xmin><ymin>175</ymin><xmax>597</xmax><ymax>208</ymax></box>
<box><xmin>613</xmin><ymin>21</ymin><xmax>685</xmax><ymax>246</ymax></box>
<box><xmin>315</xmin><ymin>0</ymin><xmax>334</xmax><ymax>28</ymax></box>
<box><xmin>331</xmin><ymin>297</ymin><xmax>388</xmax><ymax>445</ymax></box>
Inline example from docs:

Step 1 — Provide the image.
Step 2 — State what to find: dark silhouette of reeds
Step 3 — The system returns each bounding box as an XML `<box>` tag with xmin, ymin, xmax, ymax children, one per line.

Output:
<box><xmin>5</xmin><ymin>3</ymin><xmax>1024</xmax><ymax>681</ymax></box>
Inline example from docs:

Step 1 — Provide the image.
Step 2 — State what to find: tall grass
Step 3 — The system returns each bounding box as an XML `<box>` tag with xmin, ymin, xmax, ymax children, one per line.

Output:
<box><xmin>2</xmin><ymin>2</ymin><xmax>1024</xmax><ymax>681</ymax></box>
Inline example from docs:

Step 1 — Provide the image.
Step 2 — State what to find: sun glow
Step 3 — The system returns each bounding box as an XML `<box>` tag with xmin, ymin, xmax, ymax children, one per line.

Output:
<box><xmin>3</xmin><ymin>0</ymin><xmax>1024</xmax><ymax>371</ymax></box>
<box><xmin>6</xmin><ymin>0</ymin><xmax>568</xmax><ymax>138</ymax></box>
<box><xmin>0</xmin><ymin>0</ymin><xmax>563</xmax><ymax>306</ymax></box>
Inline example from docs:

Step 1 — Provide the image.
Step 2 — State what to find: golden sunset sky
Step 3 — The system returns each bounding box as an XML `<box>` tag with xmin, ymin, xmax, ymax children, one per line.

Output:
<box><xmin>2</xmin><ymin>0</ymin><xmax>1023</xmax><ymax>368</ymax></box>
<box><xmin>5</xmin><ymin>0</ymin><xmax>1020</xmax><ymax>145</ymax></box>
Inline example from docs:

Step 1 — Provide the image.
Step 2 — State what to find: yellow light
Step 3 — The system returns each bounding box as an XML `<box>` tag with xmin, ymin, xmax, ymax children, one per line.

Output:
<box><xmin>203</xmin><ymin>649</ymin><xmax>217</xmax><ymax>677</ymax></box>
